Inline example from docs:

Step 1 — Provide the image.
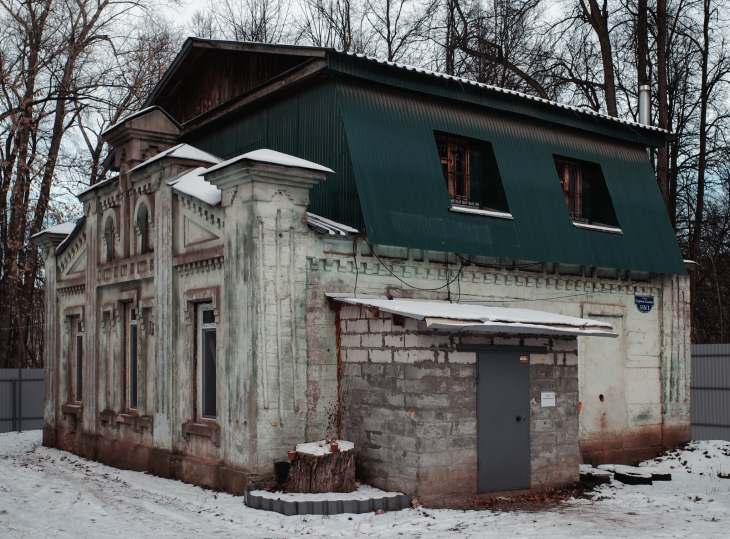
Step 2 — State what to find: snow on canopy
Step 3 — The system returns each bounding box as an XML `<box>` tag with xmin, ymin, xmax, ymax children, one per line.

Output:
<box><xmin>205</xmin><ymin>149</ymin><xmax>335</xmax><ymax>175</ymax></box>
<box><xmin>327</xmin><ymin>294</ymin><xmax>616</xmax><ymax>337</ymax></box>
<box><xmin>32</xmin><ymin>222</ymin><xmax>77</xmax><ymax>239</ymax></box>
<box><xmin>167</xmin><ymin>167</ymin><xmax>221</xmax><ymax>206</ymax></box>
<box><xmin>129</xmin><ymin>144</ymin><xmax>222</xmax><ymax>174</ymax></box>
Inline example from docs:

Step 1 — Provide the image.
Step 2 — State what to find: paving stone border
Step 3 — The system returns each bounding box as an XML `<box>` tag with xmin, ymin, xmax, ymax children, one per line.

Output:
<box><xmin>244</xmin><ymin>482</ymin><xmax>412</xmax><ymax>515</ymax></box>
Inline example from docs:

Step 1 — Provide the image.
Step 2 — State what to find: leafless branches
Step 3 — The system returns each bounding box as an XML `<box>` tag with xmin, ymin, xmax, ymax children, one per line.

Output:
<box><xmin>0</xmin><ymin>0</ymin><xmax>179</xmax><ymax>367</ymax></box>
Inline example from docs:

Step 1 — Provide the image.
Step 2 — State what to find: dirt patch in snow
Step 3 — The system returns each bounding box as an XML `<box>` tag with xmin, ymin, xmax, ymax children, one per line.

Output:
<box><xmin>469</xmin><ymin>482</ymin><xmax>595</xmax><ymax>512</ymax></box>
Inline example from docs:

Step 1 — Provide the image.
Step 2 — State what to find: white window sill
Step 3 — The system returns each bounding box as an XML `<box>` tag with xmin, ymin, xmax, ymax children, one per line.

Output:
<box><xmin>449</xmin><ymin>205</ymin><xmax>514</xmax><ymax>220</ymax></box>
<box><xmin>572</xmin><ymin>221</ymin><xmax>623</xmax><ymax>234</ymax></box>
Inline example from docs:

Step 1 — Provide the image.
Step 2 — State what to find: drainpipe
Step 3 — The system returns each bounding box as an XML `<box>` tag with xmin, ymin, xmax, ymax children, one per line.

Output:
<box><xmin>639</xmin><ymin>84</ymin><xmax>651</xmax><ymax>125</ymax></box>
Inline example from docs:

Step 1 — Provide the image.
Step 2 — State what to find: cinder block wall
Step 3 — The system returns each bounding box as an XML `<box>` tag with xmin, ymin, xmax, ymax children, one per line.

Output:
<box><xmin>337</xmin><ymin>306</ymin><xmax>580</xmax><ymax>500</ymax></box>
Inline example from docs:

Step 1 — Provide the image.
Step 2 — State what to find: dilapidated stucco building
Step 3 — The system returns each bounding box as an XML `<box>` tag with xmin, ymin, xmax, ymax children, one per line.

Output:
<box><xmin>32</xmin><ymin>39</ymin><xmax>691</xmax><ymax>504</ymax></box>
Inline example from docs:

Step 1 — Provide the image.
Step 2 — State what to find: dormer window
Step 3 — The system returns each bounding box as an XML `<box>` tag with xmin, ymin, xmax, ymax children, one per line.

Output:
<box><xmin>554</xmin><ymin>159</ymin><xmax>583</xmax><ymax>219</ymax></box>
<box><xmin>437</xmin><ymin>134</ymin><xmax>470</xmax><ymax>204</ymax></box>
<box><xmin>435</xmin><ymin>132</ymin><xmax>510</xmax><ymax>216</ymax></box>
<box><xmin>553</xmin><ymin>156</ymin><xmax>621</xmax><ymax>232</ymax></box>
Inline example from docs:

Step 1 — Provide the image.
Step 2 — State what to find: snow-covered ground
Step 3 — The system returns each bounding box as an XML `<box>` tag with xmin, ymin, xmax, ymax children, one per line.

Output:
<box><xmin>2</xmin><ymin>431</ymin><xmax>730</xmax><ymax>538</ymax></box>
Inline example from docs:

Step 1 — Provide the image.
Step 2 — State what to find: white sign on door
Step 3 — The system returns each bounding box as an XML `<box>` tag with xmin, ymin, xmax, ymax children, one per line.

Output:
<box><xmin>541</xmin><ymin>391</ymin><xmax>556</xmax><ymax>407</ymax></box>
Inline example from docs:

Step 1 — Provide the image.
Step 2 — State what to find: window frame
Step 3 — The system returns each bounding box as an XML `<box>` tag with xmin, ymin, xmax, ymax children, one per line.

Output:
<box><xmin>554</xmin><ymin>158</ymin><xmax>583</xmax><ymax>221</ymax></box>
<box><xmin>435</xmin><ymin>131</ymin><xmax>512</xmax><ymax>217</ymax></box>
<box><xmin>436</xmin><ymin>133</ymin><xmax>472</xmax><ymax>206</ymax></box>
<box><xmin>196</xmin><ymin>303</ymin><xmax>217</xmax><ymax>421</ymax></box>
<box><xmin>136</xmin><ymin>202</ymin><xmax>152</xmax><ymax>256</ymax></box>
<box><xmin>126</xmin><ymin>305</ymin><xmax>138</xmax><ymax>412</ymax></box>
<box><xmin>103</xmin><ymin>216</ymin><xmax>115</xmax><ymax>262</ymax></box>
<box><xmin>553</xmin><ymin>155</ymin><xmax>622</xmax><ymax>233</ymax></box>
<box><xmin>72</xmin><ymin>320</ymin><xmax>83</xmax><ymax>404</ymax></box>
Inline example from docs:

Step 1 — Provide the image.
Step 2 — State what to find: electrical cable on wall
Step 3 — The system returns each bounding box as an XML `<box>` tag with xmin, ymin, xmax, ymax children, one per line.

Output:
<box><xmin>351</xmin><ymin>236</ymin><xmax>634</xmax><ymax>304</ymax></box>
<box><xmin>354</xmin><ymin>236</ymin><xmax>467</xmax><ymax>294</ymax></box>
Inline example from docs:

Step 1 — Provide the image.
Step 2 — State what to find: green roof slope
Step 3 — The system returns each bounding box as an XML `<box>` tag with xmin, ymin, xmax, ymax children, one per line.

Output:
<box><xmin>335</xmin><ymin>79</ymin><xmax>686</xmax><ymax>275</ymax></box>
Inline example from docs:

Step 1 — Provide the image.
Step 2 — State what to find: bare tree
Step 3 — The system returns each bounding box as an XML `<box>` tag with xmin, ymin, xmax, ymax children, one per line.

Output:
<box><xmin>208</xmin><ymin>0</ymin><xmax>294</xmax><ymax>42</ymax></box>
<box><xmin>75</xmin><ymin>18</ymin><xmax>182</xmax><ymax>189</ymax></box>
<box><xmin>0</xmin><ymin>0</ymin><xmax>170</xmax><ymax>367</ymax></box>
<box><xmin>188</xmin><ymin>9</ymin><xmax>219</xmax><ymax>38</ymax></box>
<box><xmin>364</xmin><ymin>0</ymin><xmax>437</xmax><ymax>62</ymax></box>
<box><xmin>449</xmin><ymin>0</ymin><xmax>549</xmax><ymax>98</ymax></box>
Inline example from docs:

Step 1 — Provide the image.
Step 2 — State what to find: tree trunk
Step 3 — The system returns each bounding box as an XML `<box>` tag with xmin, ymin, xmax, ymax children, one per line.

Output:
<box><xmin>690</xmin><ymin>0</ymin><xmax>712</xmax><ymax>319</ymax></box>
<box><xmin>580</xmin><ymin>0</ymin><xmax>618</xmax><ymax>116</ymax></box>
<box><xmin>656</xmin><ymin>0</ymin><xmax>670</xmax><ymax>213</ymax></box>
<box><xmin>283</xmin><ymin>450</ymin><xmax>356</xmax><ymax>493</ymax></box>
<box><xmin>691</xmin><ymin>0</ymin><xmax>710</xmax><ymax>262</ymax></box>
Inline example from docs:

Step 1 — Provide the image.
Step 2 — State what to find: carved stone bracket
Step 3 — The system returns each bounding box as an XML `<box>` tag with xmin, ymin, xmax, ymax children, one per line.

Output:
<box><xmin>61</xmin><ymin>404</ymin><xmax>83</xmax><ymax>433</ymax></box>
<box><xmin>100</xmin><ymin>302</ymin><xmax>119</xmax><ymax>329</ymax></box>
<box><xmin>99</xmin><ymin>409</ymin><xmax>117</xmax><ymax>429</ymax></box>
<box><xmin>136</xmin><ymin>416</ymin><xmax>154</xmax><ymax>434</ymax></box>
<box><xmin>139</xmin><ymin>297</ymin><xmax>154</xmax><ymax>336</ymax></box>
<box><xmin>182</xmin><ymin>421</ymin><xmax>220</xmax><ymax>447</ymax></box>
<box><xmin>114</xmin><ymin>413</ymin><xmax>154</xmax><ymax>434</ymax></box>
<box><xmin>183</xmin><ymin>286</ymin><xmax>220</xmax><ymax>325</ymax></box>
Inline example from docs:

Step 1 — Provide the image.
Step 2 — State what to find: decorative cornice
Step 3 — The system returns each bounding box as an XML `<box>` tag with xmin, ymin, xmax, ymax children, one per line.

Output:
<box><xmin>58</xmin><ymin>283</ymin><xmax>86</xmax><ymax>297</ymax></box>
<box><xmin>308</xmin><ymin>254</ymin><xmax>661</xmax><ymax>298</ymax></box>
<box><xmin>176</xmin><ymin>255</ymin><xmax>224</xmax><ymax>276</ymax></box>
<box><xmin>58</xmin><ymin>232</ymin><xmax>87</xmax><ymax>273</ymax></box>
<box><xmin>176</xmin><ymin>192</ymin><xmax>224</xmax><ymax>230</ymax></box>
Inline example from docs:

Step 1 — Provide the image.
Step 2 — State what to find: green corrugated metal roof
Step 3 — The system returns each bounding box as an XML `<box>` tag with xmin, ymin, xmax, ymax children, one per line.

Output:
<box><xmin>176</xmin><ymin>43</ymin><xmax>684</xmax><ymax>274</ymax></box>
<box><xmin>326</xmin><ymin>52</ymin><xmax>668</xmax><ymax>149</ymax></box>
<box><xmin>185</xmin><ymin>80</ymin><xmax>364</xmax><ymax>229</ymax></box>
<box><xmin>335</xmin><ymin>79</ymin><xmax>686</xmax><ymax>275</ymax></box>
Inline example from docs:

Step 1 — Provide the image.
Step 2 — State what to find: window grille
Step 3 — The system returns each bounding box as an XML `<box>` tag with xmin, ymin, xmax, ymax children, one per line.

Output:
<box><xmin>436</xmin><ymin>134</ymin><xmax>473</xmax><ymax>206</ymax></box>
<box><xmin>553</xmin><ymin>156</ymin><xmax>620</xmax><ymax>229</ymax></box>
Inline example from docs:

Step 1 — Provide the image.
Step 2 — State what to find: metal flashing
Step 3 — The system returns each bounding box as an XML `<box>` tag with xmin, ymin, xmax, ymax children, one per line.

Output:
<box><xmin>457</xmin><ymin>345</ymin><xmax>549</xmax><ymax>353</ymax></box>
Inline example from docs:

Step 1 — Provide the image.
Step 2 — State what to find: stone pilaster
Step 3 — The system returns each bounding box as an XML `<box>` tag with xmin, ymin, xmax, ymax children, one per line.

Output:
<box><xmin>206</xmin><ymin>157</ymin><xmax>330</xmax><ymax>476</ymax></box>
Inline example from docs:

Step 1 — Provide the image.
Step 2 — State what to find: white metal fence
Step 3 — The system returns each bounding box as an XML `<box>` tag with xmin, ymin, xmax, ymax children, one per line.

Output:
<box><xmin>0</xmin><ymin>368</ymin><xmax>44</xmax><ymax>433</ymax></box>
<box><xmin>691</xmin><ymin>344</ymin><xmax>730</xmax><ymax>441</ymax></box>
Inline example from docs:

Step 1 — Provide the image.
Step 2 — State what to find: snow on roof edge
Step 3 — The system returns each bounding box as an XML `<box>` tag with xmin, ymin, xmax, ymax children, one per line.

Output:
<box><xmin>31</xmin><ymin>222</ymin><xmax>76</xmax><ymax>239</ymax></box>
<box><xmin>344</xmin><ymin>52</ymin><xmax>669</xmax><ymax>135</ymax></box>
<box><xmin>128</xmin><ymin>144</ymin><xmax>222</xmax><ymax>174</ymax></box>
<box><xmin>205</xmin><ymin>149</ymin><xmax>334</xmax><ymax>175</ymax></box>
<box><xmin>170</xmin><ymin>167</ymin><xmax>222</xmax><ymax>206</ymax></box>
<box><xmin>101</xmin><ymin>106</ymin><xmax>182</xmax><ymax>136</ymax></box>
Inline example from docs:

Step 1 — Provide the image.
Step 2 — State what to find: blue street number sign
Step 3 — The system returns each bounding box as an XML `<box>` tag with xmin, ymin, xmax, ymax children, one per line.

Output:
<box><xmin>635</xmin><ymin>296</ymin><xmax>654</xmax><ymax>313</ymax></box>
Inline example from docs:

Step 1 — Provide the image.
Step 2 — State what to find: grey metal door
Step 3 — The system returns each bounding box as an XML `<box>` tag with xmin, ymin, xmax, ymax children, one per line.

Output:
<box><xmin>477</xmin><ymin>352</ymin><xmax>531</xmax><ymax>492</ymax></box>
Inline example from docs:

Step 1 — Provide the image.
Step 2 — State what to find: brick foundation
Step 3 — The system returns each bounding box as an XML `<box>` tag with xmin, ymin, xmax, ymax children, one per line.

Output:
<box><xmin>43</xmin><ymin>426</ymin><xmax>253</xmax><ymax>495</ymax></box>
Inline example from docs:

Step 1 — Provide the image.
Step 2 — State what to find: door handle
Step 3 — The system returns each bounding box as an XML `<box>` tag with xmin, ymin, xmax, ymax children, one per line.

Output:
<box><xmin>516</xmin><ymin>416</ymin><xmax>522</xmax><ymax>422</ymax></box>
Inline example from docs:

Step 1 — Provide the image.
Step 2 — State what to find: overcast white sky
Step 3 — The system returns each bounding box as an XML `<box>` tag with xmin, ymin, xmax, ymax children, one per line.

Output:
<box><xmin>174</xmin><ymin>0</ymin><xmax>207</xmax><ymax>24</ymax></box>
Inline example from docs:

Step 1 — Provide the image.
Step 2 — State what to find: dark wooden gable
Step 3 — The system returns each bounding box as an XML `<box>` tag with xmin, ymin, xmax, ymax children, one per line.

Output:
<box><xmin>153</xmin><ymin>44</ymin><xmax>318</xmax><ymax>124</ymax></box>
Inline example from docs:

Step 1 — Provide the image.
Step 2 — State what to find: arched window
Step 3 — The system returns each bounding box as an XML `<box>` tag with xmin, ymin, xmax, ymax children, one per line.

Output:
<box><xmin>103</xmin><ymin>216</ymin><xmax>114</xmax><ymax>262</ymax></box>
<box><xmin>137</xmin><ymin>203</ymin><xmax>149</xmax><ymax>255</ymax></box>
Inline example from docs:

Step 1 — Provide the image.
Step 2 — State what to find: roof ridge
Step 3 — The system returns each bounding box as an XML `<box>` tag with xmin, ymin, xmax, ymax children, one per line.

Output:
<box><xmin>343</xmin><ymin>52</ymin><xmax>667</xmax><ymax>134</ymax></box>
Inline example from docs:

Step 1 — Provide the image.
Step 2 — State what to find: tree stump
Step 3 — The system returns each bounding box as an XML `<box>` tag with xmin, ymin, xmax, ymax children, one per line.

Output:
<box><xmin>283</xmin><ymin>449</ymin><xmax>356</xmax><ymax>493</ymax></box>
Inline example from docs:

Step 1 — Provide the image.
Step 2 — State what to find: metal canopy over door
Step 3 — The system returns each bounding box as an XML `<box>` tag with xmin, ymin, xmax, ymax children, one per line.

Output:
<box><xmin>477</xmin><ymin>352</ymin><xmax>531</xmax><ymax>492</ymax></box>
